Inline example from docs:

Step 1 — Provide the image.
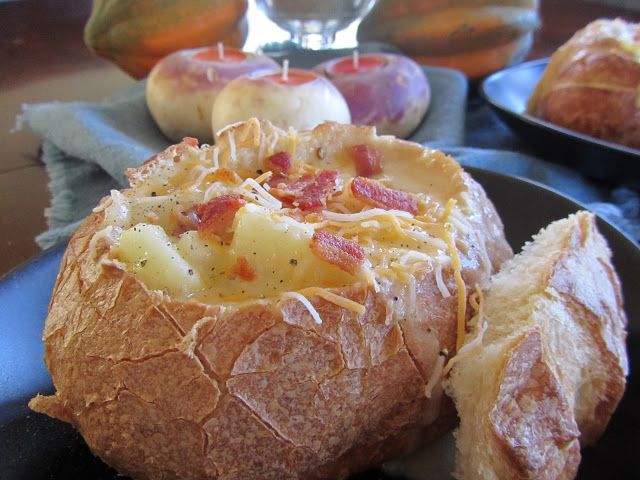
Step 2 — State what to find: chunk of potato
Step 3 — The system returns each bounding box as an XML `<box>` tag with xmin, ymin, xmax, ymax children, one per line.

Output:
<box><xmin>176</xmin><ymin>230</ymin><xmax>232</xmax><ymax>280</ymax></box>
<box><xmin>116</xmin><ymin>223</ymin><xmax>203</xmax><ymax>296</ymax></box>
<box><xmin>231</xmin><ymin>204</ymin><xmax>361</xmax><ymax>293</ymax></box>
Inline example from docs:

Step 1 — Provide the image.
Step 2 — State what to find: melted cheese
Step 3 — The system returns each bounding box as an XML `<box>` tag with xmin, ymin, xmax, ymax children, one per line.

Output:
<box><xmin>441</xmin><ymin>224</ymin><xmax>467</xmax><ymax>353</ymax></box>
<box><xmin>442</xmin><ymin>285</ymin><xmax>486</xmax><ymax>377</ymax></box>
<box><xmin>103</xmin><ymin>120</ymin><xmax>474</xmax><ymax>321</ymax></box>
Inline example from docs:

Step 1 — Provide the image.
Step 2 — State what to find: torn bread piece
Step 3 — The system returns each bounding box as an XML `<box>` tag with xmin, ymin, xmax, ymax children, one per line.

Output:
<box><xmin>445</xmin><ymin>211</ymin><xmax>628</xmax><ymax>480</ymax></box>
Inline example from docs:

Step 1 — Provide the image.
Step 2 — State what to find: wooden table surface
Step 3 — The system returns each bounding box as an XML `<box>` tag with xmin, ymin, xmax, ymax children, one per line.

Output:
<box><xmin>1</xmin><ymin>0</ymin><xmax>640</xmax><ymax>278</ymax></box>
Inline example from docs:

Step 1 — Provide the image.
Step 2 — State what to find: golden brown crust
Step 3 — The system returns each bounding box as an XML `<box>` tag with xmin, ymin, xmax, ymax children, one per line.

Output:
<box><xmin>30</xmin><ymin>120</ymin><xmax>512</xmax><ymax>479</ymax></box>
<box><xmin>546</xmin><ymin>211</ymin><xmax>628</xmax><ymax>445</ymax></box>
<box><xmin>526</xmin><ymin>18</ymin><xmax>640</xmax><ymax>150</ymax></box>
<box><xmin>489</xmin><ymin>329</ymin><xmax>581</xmax><ymax>480</ymax></box>
<box><xmin>445</xmin><ymin>211</ymin><xmax>628</xmax><ymax>480</ymax></box>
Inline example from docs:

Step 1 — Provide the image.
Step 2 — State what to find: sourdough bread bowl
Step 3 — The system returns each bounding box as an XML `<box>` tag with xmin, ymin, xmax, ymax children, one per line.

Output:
<box><xmin>526</xmin><ymin>18</ymin><xmax>640</xmax><ymax>150</ymax></box>
<box><xmin>29</xmin><ymin>119</ymin><xmax>512</xmax><ymax>479</ymax></box>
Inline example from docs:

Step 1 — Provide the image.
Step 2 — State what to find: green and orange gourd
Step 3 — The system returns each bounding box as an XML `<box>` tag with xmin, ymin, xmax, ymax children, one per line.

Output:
<box><xmin>357</xmin><ymin>0</ymin><xmax>541</xmax><ymax>79</ymax></box>
<box><xmin>84</xmin><ymin>0</ymin><xmax>249</xmax><ymax>79</ymax></box>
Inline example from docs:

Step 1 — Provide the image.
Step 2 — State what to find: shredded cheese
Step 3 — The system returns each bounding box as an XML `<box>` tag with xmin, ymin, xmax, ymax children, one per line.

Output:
<box><xmin>435</xmin><ymin>263</ymin><xmax>451</xmax><ymax>298</ymax></box>
<box><xmin>322</xmin><ymin>208</ymin><xmax>413</xmax><ymax>223</ymax></box>
<box><xmin>89</xmin><ymin>225</ymin><xmax>116</xmax><ymax>260</ymax></box>
<box><xmin>297</xmin><ymin>287</ymin><xmax>366</xmax><ymax>315</ymax></box>
<box><xmin>240</xmin><ymin>117</ymin><xmax>262</xmax><ymax>147</ymax></box>
<box><xmin>212</xmin><ymin>146</ymin><xmax>220</xmax><ymax>169</ymax></box>
<box><xmin>397</xmin><ymin>250</ymin><xmax>431</xmax><ymax>265</ymax></box>
<box><xmin>198</xmin><ymin>145</ymin><xmax>211</xmax><ymax>164</ymax></box>
<box><xmin>236</xmin><ymin>177</ymin><xmax>282</xmax><ymax>210</ymax></box>
<box><xmin>360</xmin><ymin>220</ymin><xmax>380</xmax><ymax>229</ymax></box>
<box><xmin>203</xmin><ymin>181</ymin><xmax>233</xmax><ymax>203</ymax></box>
<box><xmin>215</xmin><ymin>120</ymin><xmax>246</xmax><ymax>138</ymax></box>
<box><xmin>92</xmin><ymin>195</ymin><xmax>113</xmax><ymax>213</ymax></box>
<box><xmin>442</xmin><ymin>285</ymin><xmax>486</xmax><ymax>377</ymax></box>
<box><xmin>445</xmin><ymin>213</ymin><xmax>470</xmax><ymax>237</ymax></box>
<box><xmin>443</xmin><ymin>320</ymin><xmax>488</xmax><ymax>377</ymax></box>
<box><xmin>441</xmin><ymin>224</ymin><xmax>467</xmax><ymax>353</ymax></box>
<box><xmin>408</xmin><ymin>274</ymin><xmax>416</xmax><ymax>311</ymax></box>
<box><xmin>424</xmin><ymin>353</ymin><xmax>446</xmax><ymax>398</ymax></box>
<box><xmin>402</xmin><ymin>229</ymin><xmax>448</xmax><ymax>251</ymax></box>
<box><xmin>426</xmin><ymin>285</ymin><xmax>486</xmax><ymax>397</ymax></box>
<box><xmin>253</xmin><ymin>170</ymin><xmax>274</xmax><ymax>185</ymax></box>
<box><xmin>287</xmin><ymin>126</ymin><xmax>298</xmax><ymax>157</ymax></box>
<box><xmin>280</xmin><ymin>291</ymin><xmax>323</xmax><ymax>324</ymax></box>
<box><xmin>441</xmin><ymin>198</ymin><xmax>456</xmax><ymax>223</ymax></box>
<box><xmin>265</xmin><ymin>132</ymin><xmax>279</xmax><ymax>157</ymax></box>
<box><xmin>366</xmin><ymin>270</ymin><xmax>381</xmax><ymax>293</ymax></box>
<box><xmin>187</xmin><ymin>165</ymin><xmax>219</xmax><ymax>191</ymax></box>
<box><xmin>228</xmin><ymin>130</ymin><xmax>237</xmax><ymax>164</ymax></box>
<box><xmin>104</xmin><ymin>190</ymin><xmax>130</xmax><ymax>224</ymax></box>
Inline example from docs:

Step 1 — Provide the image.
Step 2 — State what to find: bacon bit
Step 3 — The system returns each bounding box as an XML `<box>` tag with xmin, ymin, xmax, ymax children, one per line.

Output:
<box><xmin>310</xmin><ymin>230</ymin><xmax>365</xmax><ymax>276</ymax></box>
<box><xmin>266</xmin><ymin>151</ymin><xmax>293</xmax><ymax>173</ymax></box>
<box><xmin>351</xmin><ymin>144</ymin><xmax>383</xmax><ymax>177</ymax></box>
<box><xmin>196</xmin><ymin>194</ymin><xmax>246</xmax><ymax>243</ymax></box>
<box><xmin>182</xmin><ymin>137</ymin><xmax>199</xmax><ymax>147</ymax></box>
<box><xmin>229</xmin><ymin>256</ymin><xmax>256</xmax><ymax>281</ymax></box>
<box><xmin>351</xmin><ymin>177</ymin><xmax>418</xmax><ymax>214</ymax></box>
<box><xmin>171</xmin><ymin>205</ymin><xmax>200</xmax><ymax>236</ymax></box>
<box><xmin>296</xmin><ymin>170</ymin><xmax>340</xmax><ymax>210</ymax></box>
<box><xmin>269</xmin><ymin>169</ymin><xmax>340</xmax><ymax>211</ymax></box>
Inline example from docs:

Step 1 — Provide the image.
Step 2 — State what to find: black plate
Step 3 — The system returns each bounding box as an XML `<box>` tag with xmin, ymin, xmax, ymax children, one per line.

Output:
<box><xmin>1</xmin><ymin>167</ymin><xmax>639</xmax><ymax>479</ymax></box>
<box><xmin>480</xmin><ymin>58</ymin><xmax>640</xmax><ymax>182</ymax></box>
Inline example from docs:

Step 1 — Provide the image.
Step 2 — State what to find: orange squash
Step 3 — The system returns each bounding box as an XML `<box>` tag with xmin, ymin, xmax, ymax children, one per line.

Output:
<box><xmin>357</xmin><ymin>0</ymin><xmax>540</xmax><ymax>79</ymax></box>
<box><xmin>84</xmin><ymin>0</ymin><xmax>249</xmax><ymax>79</ymax></box>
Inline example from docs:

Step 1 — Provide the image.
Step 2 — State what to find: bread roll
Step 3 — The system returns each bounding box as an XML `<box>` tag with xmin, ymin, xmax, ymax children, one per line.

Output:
<box><xmin>526</xmin><ymin>18</ymin><xmax>640</xmax><ymax>150</ymax></box>
<box><xmin>29</xmin><ymin>119</ymin><xmax>512</xmax><ymax>479</ymax></box>
<box><xmin>445</xmin><ymin>211</ymin><xmax>628</xmax><ymax>480</ymax></box>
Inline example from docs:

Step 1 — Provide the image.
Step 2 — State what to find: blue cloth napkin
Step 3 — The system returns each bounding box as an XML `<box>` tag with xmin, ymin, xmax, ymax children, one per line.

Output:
<box><xmin>17</xmin><ymin>61</ymin><xmax>640</xmax><ymax>249</ymax></box>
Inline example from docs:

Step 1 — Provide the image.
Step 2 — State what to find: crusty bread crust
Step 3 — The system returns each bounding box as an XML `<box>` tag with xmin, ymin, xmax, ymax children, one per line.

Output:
<box><xmin>30</xmin><ymin>120</ymin><xmax>512</xmax><ymax>479</ymax></box>
<box><xmin>445</xmin><ymin>211</ymin><xmax>628</xmax><ymax>480</ymax></box>
<box><xmin>526</xmin><ymin>18</ymin><xmax>640</xmax><ymax>150</ymax></box>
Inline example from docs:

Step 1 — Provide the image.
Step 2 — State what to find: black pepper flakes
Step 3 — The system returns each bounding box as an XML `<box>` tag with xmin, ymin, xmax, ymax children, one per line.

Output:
<box><xmin>289</xmin><ymin>259</ymin><xmax>298</xmax><ymax>266</ymax></box>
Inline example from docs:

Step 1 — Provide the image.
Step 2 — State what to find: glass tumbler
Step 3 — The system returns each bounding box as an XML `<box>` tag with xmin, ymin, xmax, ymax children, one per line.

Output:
<box><xmin>254</xmin><ymin>0</ymin><xmax>378</xmax><ymax>50</ymax></box>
